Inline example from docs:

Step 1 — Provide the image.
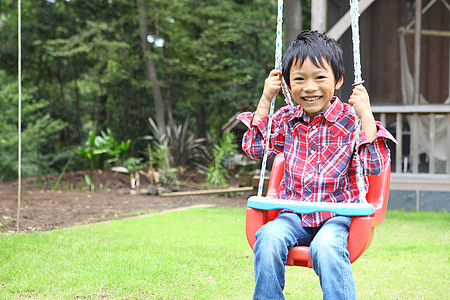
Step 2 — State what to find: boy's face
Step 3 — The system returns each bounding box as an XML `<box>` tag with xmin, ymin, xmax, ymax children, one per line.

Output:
<box><xmin>288</xmin><ymin>58</ymin><xmax>343</xmax><ymax>118</ymax></box>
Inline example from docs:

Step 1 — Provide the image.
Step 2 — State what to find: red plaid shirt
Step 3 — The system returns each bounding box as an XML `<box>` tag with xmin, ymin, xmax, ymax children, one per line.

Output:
<box><xmin>238</xmin><ymin>97</ymin><xmax>395</xmax><ymax>227</ymax></box>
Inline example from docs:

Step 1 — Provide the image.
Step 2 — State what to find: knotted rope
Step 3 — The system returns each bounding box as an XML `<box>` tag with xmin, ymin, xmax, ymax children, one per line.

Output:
<box><xmin>257</xmin><ymin>0</ymin><xmax>285</xmax><ymax>197</ymax></box>
<box><xmin>257</xmin><ymin>0</ymin><xmax>367</xmax><ymax>204</ymax></box>
<box><xmin>349</xmin><ymin>0</ymin><xmax>367</xmax><ymax>203</ymax></box>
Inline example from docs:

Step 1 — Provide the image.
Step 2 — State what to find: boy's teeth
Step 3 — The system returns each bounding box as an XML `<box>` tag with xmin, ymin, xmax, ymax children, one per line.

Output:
<box><xmin>304</xmin><ymin>96</ymin><xmax>320</xmax><ymax>102</ymax></box>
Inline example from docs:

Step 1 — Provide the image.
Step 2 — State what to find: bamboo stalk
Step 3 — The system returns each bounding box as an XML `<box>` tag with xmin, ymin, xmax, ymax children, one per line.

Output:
<box><xmin>401</xmin><ymin>29</ymin><xmax>450</xmax><ymax>37</ymax></box>
<box><xmin>159</xmin><ymin>186</ymin><xmax>253</xmax><ymax>197</ymax></box>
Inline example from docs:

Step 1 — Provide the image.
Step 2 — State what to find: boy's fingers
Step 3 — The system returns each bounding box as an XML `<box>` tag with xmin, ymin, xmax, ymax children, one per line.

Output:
<box><xmin>269</xmin><ymin>69</ymin><xmax>282</xmax><ymax>77</ymax></box>
<box><xmin>352</xmin><ymin>85</ymin><xmax>367</xmax><ymax>93</ymax></box>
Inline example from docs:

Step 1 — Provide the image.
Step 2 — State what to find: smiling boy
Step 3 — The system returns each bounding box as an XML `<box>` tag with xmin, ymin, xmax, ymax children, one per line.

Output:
<box><xmin>238</xmin><ymin>31</ymin><xmax>395</xmax><ymax>299</ymax></box>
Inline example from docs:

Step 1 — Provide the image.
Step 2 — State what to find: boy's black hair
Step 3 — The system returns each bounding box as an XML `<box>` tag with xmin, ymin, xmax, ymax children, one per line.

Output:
<box><xmin>282</xmin><ymin>30</ymin><xmax>344</xmax><ymax>88</ymax></box>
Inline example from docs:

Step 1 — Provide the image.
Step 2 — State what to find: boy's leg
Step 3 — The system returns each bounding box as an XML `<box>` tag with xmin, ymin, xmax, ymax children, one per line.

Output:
<box><xmin>310</xmin><ymin>216</ymin><xmax>356</xmax><ymax>300</ymax></box>
<box><xmin>253</xmin><ymin>211</ymin><xmax>315</xmax><ymax>300</ymax></box>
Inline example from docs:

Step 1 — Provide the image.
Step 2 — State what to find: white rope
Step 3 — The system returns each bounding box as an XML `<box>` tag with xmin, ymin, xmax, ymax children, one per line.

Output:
<box><xmin>17</xmin><ymin>0</ymin><xmax>22</xmax><ymax>232</ymax></box>
<box><xmin>257</xmin><ymin>0</ymin><xmax>367</xmax><ymax>203</ymax></box>
<box><xmin>257</xmin><ymin>0</ymin><xmax>284</xmax><ymax>197</ymax></box>
<box><xmin>349</xmin><ymin>0</ymin><xmax>367</xmax><ymax>203</ymax></box>
<box><xmin>281</xmin><ymin>77</ymin><xmax>293</xmax><ymax>106</ymax></box>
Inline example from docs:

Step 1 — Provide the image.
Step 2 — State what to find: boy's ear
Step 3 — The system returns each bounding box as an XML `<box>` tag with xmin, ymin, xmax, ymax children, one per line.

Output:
<box><xmin>335</xmin><ymin>76</ymin><xmax>344</xmax><ymax>90</ymax></box>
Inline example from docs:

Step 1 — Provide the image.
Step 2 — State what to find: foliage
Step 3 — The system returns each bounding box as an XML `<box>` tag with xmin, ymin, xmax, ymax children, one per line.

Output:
<box><xmin>120</xmin><ymin>157</ymin><xmax>144</xmax><ymax>173</ymax></box>
<box><xmin>0</xmin><ymin>72</ymin><xmax>66</xmax><ymax>182</ymax></box>
<box><xmin>83</xmin><ymin>174</ymin><xmax>94</xmax><ymax>192</ymax></box>
<box><xmin>0</xmin><ymin>0</ymin><xmax>311</xmax><ymax>179</ymax></box>
<box><xmin>146</xmin><ymin>114</ymin><xmax>206</xmax><ymax>169</ymax></box>
<box><xmin>51</xmin><ymin>153</ymin><xmax>75</xmax><ymax>190</ymax></box>
<box><xmin>147</xmin><ymin>141</ymin><xmax>178</xmax><ymax>185</ymax></box>
<box><xmin>206</xmin><ymin>131</ymin><xmax>238</xmax><ymax>186</ymax></box>
<box><xmin>77</xmin><ymin>128</ymin><xmax>130</xmax><ymax>170</ymax></box>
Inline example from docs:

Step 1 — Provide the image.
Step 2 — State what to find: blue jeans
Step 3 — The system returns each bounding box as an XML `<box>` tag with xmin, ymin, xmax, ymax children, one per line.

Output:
<box><xmin>253</xmin><ymin>211</ymin><xmax>356</xmax><ymax>300</ymax></box>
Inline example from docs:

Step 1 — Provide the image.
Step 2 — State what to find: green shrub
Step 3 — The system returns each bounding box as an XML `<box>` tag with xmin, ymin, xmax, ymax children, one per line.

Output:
<box><xmin>146</xmin><ymin>114</ymin><xmax>207</xmax><ymax>169</ymax></box>
<box><xmin>206</xmin><ymin>131</ymin><xmax>238</xmax><ymax>186</ymax></box>
<box><xmin>0</xmin><ymin>72</ymin><xmax>66</xmax><ymax>182</ymax></box>
<box><xmin>77</xmin><ymin>128</ymin><xmax>130</xmax><ymax>169</ymax></box>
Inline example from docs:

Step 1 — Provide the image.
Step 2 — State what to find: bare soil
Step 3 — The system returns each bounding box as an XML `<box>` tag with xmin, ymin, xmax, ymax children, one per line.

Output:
<box><xmin>0</xmin><ymin>170</ymin><xmax>251</xmax><ymax>233</ymax></box>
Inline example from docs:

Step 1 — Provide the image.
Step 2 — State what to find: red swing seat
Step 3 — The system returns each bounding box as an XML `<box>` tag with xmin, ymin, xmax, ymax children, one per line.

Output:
<box><xmin>246</xmin><ymin>153</ymin><xmax>390</xmax><ymax>268</ymax></box>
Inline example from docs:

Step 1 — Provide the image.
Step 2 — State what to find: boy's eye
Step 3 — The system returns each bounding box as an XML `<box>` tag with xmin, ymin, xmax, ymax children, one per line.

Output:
<box><xmin>316</xmin><ymin>76</ymin><xmax>326</xmax><ymax>79</ymax></box>
<box><xmin>293</xmin><ymin>77</ymin><xmax>304</xmax><ymax>81</ymax></box>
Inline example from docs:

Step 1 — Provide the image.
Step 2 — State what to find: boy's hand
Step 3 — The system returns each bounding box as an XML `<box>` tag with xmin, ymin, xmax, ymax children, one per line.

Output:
<box><xmin>261</xmin><ymin>70</ymin><xmax>282</xmax><ymax>104</ymax></box>
<box><xmin>349</xmin><ymin>85</ymin><xmax>377</xmax><ymax>140</ymax></box>
<box><xmin>349</xmin><ymin>85</ymin><xmax>371</xmax><ymax>118</ymax></box>
<box><xmin>253</xmin><ymin>70</ymin><xmax>282</xmax><ymax>125</ymax></box>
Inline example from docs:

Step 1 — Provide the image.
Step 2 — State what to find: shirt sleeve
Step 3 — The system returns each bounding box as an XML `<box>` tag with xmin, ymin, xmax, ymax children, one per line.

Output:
<box><xmin>358</xmin><ymin>121</ymin><xmax>397</xmax><ymax>176</ymax></box>
<box><xmin>236</xmin><ymin>109</ymin><xmax>287</xmax><ymax>160</ymax></box>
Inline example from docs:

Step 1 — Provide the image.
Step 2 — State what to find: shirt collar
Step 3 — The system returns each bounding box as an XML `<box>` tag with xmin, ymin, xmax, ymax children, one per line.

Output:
<box><xmin>323</xmin><ymin>97</ymin><xmax>343</xmax><ymax>123</ymax></box>
<box><xmin>290</xmin><ymin>96</ymin><xmax>343</xmax><ymax>123</ymax></box>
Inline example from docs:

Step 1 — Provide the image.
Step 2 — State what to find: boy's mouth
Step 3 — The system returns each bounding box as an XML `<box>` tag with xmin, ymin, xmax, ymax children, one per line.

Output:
<box><xmin>302</xmin><ymin>96</ymin><xmax>322</xmax><ymax>102</ymax></box>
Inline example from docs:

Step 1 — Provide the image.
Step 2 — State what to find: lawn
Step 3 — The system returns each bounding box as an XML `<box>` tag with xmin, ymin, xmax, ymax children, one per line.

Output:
<box><xmin>0</xmin><ymin>207</ymin><xmax>448</xmax><ymax>299</ymax></box>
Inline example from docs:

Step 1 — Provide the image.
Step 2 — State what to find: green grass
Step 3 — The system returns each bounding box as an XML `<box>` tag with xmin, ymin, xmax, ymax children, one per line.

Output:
<box><xmin>0</xmin><ymin>208</ymin><xmax>448</xmax><ymax>299</ymax></box>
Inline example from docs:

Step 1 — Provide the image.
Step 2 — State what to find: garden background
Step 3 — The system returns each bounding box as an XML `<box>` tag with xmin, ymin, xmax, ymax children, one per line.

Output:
<box><xmin>0</xmin><ymin>1</ymin><xmax>449</xmax><ymax>299</ymax></box>
<box><xmin>0</xmin><ymin>0</ymin><xmax>310</xmax><ymax>184</ymax></box>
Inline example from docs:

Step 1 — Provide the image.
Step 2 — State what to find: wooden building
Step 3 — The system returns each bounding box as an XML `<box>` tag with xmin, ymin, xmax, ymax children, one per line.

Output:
<box><xmin>312</xmin><ymin>0</ymin><xmax>450</xmax><ymax>208</ymax></box>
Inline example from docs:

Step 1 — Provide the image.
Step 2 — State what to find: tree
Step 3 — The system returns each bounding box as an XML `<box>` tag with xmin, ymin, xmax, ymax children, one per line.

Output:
<box><xmin>284</xmin><ymin>0</ymin><xmax>303</xmax><ymax>50</ymax></box>
<box><xmin>137</xmin><ymin>0</ymin><xmax>166</xmax><ymax>132</ymax></box>
<box><xmin>0</xmin><ymin>0</ymin><xmax>309</xmax><ymax>179</ymax></box>
<box><xmin>0</xmin><ymin>72</ymin><xmax>66</xmax><ymax>182</ymax></box>
<box><xmin>154</xmin><ymin>0</ymin><xmax>277</xmax><ymax>137</ymax></box>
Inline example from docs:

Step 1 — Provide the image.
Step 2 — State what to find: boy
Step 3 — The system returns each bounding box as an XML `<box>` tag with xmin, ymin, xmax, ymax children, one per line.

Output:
<box><xmin>237</xmin><ymin>31</ymin><xmax>395</xmax><ymax>299</ymax></box>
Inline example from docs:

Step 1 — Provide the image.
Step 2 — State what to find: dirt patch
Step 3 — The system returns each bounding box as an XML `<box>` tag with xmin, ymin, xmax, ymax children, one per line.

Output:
<box><xmin>0</xmin><ymin>170</ymin><xmax>251</xmax><ymax>233</ymax></box>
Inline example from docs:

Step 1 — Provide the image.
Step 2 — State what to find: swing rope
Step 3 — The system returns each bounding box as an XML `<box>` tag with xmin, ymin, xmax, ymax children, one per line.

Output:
<box><xmin>257</xmin><ymin>0</ymin><xmax>294</xmax><ymax>197</ymax></box>
<box><xmin>257</xmin><ymin>0</ymin><xmax>284</xmax><ymax>197</ymax></box>
<box><xmin>255</xmin><ymin>0</ymin><xmax>368</xmax><ymax>209</ymax></box>
<box><xmin>17</xmin><ymin>0</ymin><xmax>22</xmax><ymax>233</ymax></box>
<box><xmin>349</xmin><ymin>0</ymin><xmax>367</xmax><ymax>203</ymax></box>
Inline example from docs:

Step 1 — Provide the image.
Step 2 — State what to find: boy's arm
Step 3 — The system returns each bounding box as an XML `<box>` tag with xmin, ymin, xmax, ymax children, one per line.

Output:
<box><xmin>237</xmin><ymin>108</ymin><xmax>287</xmax><ymax>160</ymax></box>
<box><xmin>252</xmin><ymin>69</ymin><xmax>283</xmax><ymax>125</ymax></box>
<box><xmin>348</xmin><ymin>85</ymin><xmax>376</xmax><ymax>140</ymax></box>
<box><xmin>237</xmin><ymin>70</ymin><xmax>286</xmax><ymax>160</ymax></box>
<box><xmin>357</xmin><ymin>120</ymin><xmax>396</xmax><ymax>176</ymax></box>
<box><xmin>349</xmin><ymin>85</ymin><xmax>398</xmax><ymax>176</ymax></box>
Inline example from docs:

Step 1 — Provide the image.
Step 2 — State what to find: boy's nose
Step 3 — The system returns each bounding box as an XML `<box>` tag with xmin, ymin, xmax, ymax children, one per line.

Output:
<box><xmin>304</xmin><ymin>80</ymin><xmax>318</xmax><ymax>92</ymax></box>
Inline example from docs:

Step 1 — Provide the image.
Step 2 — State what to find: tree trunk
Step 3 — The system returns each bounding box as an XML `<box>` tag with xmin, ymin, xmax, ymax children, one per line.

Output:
<box><xmin>284</xmin><ymin>0</ymin><xmax>302</xmax><ymax>51</ymax></box>
<box><xmin>122</xmin><ymin>85</ymin><xmax>130</xmax><ymax>138</ymax></box>
<box><xmin>137</xmin><ymin>0</ymin><xmax>166</xmax><ymax>131</ymax></box>
<box><xmin>119</xmin><ymin>2</ymin><xmax>130</xmax><ymax>138</ymax></box>
<box><xmin>66</xmin><ymin>1</ymin><xmax>81</xmax><ymax>142</ymax></box>
<box><xmin>163</xmin><ymin>47</ymin><xmax>173</xmax><ymax>119</ymax></box>
<box><xmin>97</xmin><ymin>94</ymin><xmax>108</xmax><ymax>129</ymax></box>
<box><xmin>196</xmin><ymin>89</ymin><xmax>207</xmax><ymax>138</ymax></box>
<box><xmin>195</xmin><ymin>101</ymin><xmax>206</xmax><ymax>139</ymax></box>
<box><xmin>56</xmin><ymin>59</ymin><xmax>69</xmax><ymax>144</ymax></box>
<box><xmin>72</xmin><ymin>64</ymin><xmax>82</xmax><ymax>143</ymax></box>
